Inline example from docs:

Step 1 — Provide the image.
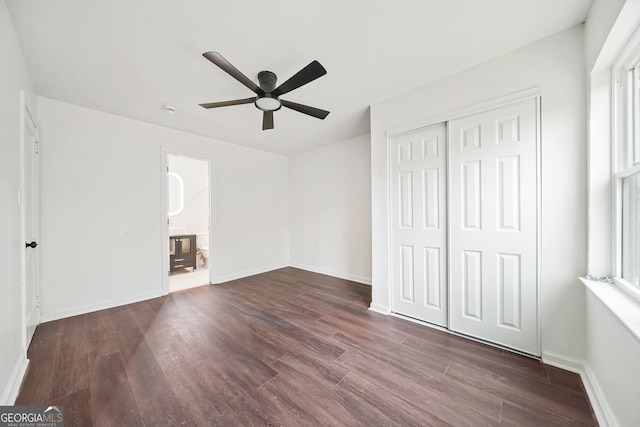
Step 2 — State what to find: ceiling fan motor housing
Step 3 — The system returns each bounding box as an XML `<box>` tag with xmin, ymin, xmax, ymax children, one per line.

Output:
<box><xmin>258</xmin><ymin>71</ymin><xmax>277</xmax><ymax>93</ymax></box>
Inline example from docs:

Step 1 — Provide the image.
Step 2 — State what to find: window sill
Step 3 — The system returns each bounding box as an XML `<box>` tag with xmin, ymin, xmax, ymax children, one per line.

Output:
<box><xmin>580</xmin><ymin>277</ymin><xmax>640</xmax><ymax>342</ymax></box>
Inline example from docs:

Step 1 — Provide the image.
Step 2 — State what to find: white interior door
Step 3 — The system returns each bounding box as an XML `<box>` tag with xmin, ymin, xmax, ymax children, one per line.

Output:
<box><xmin>390</xmin><ymin>123</ymin><xmax>448</xmax><ymax>327</ymax></box>
<box><xmin>21</xmin><ymin>93</ymin><xmax>40</xmax><ymax>348</ymax></box>
<box><xmin>448</xmin><ymin>98</ymin><xmax>539</xmax><ymax>355</ymax></box>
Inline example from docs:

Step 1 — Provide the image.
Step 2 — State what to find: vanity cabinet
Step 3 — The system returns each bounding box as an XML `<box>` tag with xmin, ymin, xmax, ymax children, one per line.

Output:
<box><xmin>170</xmin><ymin>234</ymin><xmax>197</xmax><ymax>272</ymax></box>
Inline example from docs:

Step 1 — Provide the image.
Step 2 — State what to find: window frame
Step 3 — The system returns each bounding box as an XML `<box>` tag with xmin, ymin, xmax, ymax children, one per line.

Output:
<box><xmin>612</xmin><ymin>28</ymin><xmax>640</xmax><ymax>303</ymax></box>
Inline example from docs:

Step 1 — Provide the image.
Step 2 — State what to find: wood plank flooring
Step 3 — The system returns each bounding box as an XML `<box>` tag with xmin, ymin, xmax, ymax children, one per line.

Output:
<box><xmin>16</xmin><ymin>267</ymin><xmax>597</xmax><ymax>426</ymax></box>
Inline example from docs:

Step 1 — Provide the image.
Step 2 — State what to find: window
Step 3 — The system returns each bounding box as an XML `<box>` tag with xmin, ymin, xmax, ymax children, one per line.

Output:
<box><xmin>622</xmin><ymin>172</ymin><xmax>640</xmax><ymax>285</ymax></box>
<box><xmin>614</xmin><ymin>41</ymin><xmax>640</xmax><ymax>296</ymax></box>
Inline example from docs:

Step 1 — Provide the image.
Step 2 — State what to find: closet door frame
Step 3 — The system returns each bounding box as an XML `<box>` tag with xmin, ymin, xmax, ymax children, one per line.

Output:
<box><xmin>385</xmin><ymin>88</ymin><xmax>542</xmax><ymax>356</ymax></box>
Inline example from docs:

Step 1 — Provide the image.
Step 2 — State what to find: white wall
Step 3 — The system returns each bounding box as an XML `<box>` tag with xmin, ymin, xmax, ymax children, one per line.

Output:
<box><xmin>0</xmin><ymin>1</ymin><xmax>35</xmax><ymax>404</ymax></box>
<box><xmin>37</xmin><ymin>97</ymin><xmax>289</xmax><ymax>321</ymax></box>
<box><xmin>168</xmin><ymin>155</ymin><xmax>209</xmax><ymax>236</ymax></box>
<box><xmin>584</xmin><ymin>283</ymin><xmax>640</xmax><ymax>426</ymax></box>
<box><xmin>289</xmin><ymin>135</ymin><xmax>372</xmax><ymax>284</ymax></box>
<box><xmin>370</xmin><ymin>26</ymin><xmax>587</xmax><ymax>361</ymax></box>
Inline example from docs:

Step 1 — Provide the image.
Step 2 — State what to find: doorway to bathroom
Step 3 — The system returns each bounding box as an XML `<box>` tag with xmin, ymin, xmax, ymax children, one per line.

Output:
<box><xmin>165</xmin><ymin>153</ymin><xmax>212</xmax><ymax>292</ymax></box>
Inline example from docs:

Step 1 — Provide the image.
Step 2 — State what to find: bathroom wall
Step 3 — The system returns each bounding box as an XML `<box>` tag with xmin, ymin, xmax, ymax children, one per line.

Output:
<box><xmin>168</xmin><ymin>154</ymin><xmax>209</xmax><ymax>236</ymax></box>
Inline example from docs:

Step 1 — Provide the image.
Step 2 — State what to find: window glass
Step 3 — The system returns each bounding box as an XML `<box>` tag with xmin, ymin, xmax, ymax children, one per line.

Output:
<box><xmin>615</xmin><ymin>53</ymin><xmax>640</xmax><ymax>291</ymax></box>
<box><xmin>632</xmin><ymin>66</ymin><xmax>640</xmax><ymax>167</ymax></box>
<box><xmin>622</xmin><ymin>173</ymin><xmax>640</xmax><ymax>286</ymax></box>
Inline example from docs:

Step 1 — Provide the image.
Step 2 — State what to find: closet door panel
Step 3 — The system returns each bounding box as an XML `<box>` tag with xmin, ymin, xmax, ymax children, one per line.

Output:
<box><xmin>449</xmin><ymin>98</ymin><xmax>539</xmax><ymax>356</ymax></box>
<box><xmin>390</xmin><ymin>123</ymin><xmax>448</xmax><ymax>326</ymax></box>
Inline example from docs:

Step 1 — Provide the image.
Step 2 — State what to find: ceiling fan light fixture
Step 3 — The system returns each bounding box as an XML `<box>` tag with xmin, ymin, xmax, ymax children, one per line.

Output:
<box><xmin>255</xmin><ymin>96</ymin><xmax>281</xmax><ymax>111</ymax></box>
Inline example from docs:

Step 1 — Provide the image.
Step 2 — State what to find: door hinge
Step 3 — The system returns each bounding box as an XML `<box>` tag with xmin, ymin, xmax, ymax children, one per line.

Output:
<box><xmin>34</xmin><ymin>140</ymin><xmax>40</xmax><ymax>154</ymax></box>
<box><xmin>36</xmin><ymin>295</ymin><xmax>40</xmax><ymax>308</ymax></box>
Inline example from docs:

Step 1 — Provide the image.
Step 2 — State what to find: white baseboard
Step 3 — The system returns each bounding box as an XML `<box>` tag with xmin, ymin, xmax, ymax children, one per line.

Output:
<box><xmin>40</xmin><ymin>264</ymin><xmax>365</xmax><ymax>322</ymax></box>
<box><xmin>1</xmin><ymin>354</ymin><xmax>29</xmax><ymax>405</ymax></box>
<box><xmin>40</xmin><ymin>290</ymin><xmax>164</xmax><ymax>323</ymax></box>
<box><xmin>289</xmin><ymin>263</ymin><xmax>371</xmax><ymax>285</ymax></box>
<box><xmin>40</xmin><ymin>264</ymin><xmax>304</xmax><ymax>321</ymax></box>
<box><xmin>581</xmin><ymin>362</ymin><xmax>619</xmax><ymax>427</ymax></box>
<box><xmin>368</xmin><ymin>302</ymin><xmax>389</xmax><ymax>314</ymax></box>
<box><xmin>215</xmin><ymin>264</ymin><xmax>289</xmax><ymax>284</ymax></box>
<box><xmin>541</xmin><ymin>351</ymin><xmax>584</xmax><ymax>373</ymax></box>
<box><xmin>542</xmin><ymin>351</ymin><xmax>615</xmax><ymax>427</ymax></box>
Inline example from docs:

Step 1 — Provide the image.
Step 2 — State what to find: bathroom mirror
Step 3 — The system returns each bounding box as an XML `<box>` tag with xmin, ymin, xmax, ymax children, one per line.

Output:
<box><xmin>167</xmin><ymin>172</ymin><xmax>184</xmax><ymax>216</ymax></box>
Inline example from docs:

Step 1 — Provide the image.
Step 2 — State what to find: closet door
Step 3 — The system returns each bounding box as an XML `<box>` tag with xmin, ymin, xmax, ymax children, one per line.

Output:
<box><xmin>390</xmin><ymin>123</ymin><xmax>448</xmax><ymax>327</ymax></box>
<box><xmin>448</xmin><ymin>98</ymin><xmax>539</xmax><ymax>356</ymax></box>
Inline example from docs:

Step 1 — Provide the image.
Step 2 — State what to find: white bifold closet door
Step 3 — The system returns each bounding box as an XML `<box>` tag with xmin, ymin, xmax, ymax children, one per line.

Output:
<box><xmin>390</xmin><ymin>123</ymin><xmax>448</xmax><ymax>327</ymax></box>
<box><xmin>448</xmin><ymin>98</ymin><xmax>539</xmax><ymax>356</ymax></box>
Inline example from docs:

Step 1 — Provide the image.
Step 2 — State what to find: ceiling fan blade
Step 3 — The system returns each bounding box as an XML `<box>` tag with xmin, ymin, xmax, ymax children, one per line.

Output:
<box><xmin>271</xmin><ymin>60</ymin><xmax>327</xmax><ymax>98</ymax></box>
<box><xmin>281</xmin><ymin>99</ymin><xmax>330</xmax><ymax>119</ymax></box>
<box><xmin>263</xmin><ymin>110</ymin><xmax>274</xmax><ymax>130</ymax></box>
<box><xmin>199</xmin><ymin>97</ymin><xmax>257</xmax><ymax>109</ymax></box>
<box><xmin>203</xmin><ymin>51</ymin><xmax>265</xmax><ymax>96</ymax></box>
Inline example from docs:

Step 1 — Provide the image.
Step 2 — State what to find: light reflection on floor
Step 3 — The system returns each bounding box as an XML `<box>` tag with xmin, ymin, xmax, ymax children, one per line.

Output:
<box><xmin>169</xmin><ymin>267</ymin><xmax>210</xmax><ymax>292</ymax></box>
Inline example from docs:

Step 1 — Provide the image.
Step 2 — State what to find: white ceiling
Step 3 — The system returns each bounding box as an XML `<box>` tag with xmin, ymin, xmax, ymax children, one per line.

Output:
<box><xmin>6</xmin><ymin>0</ymin><xmax>592</xmax><ymax>155</ymax></box>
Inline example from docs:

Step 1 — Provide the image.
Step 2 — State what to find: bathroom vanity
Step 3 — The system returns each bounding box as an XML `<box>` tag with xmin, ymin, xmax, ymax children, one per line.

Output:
<box><xmin>169</xmin><ymin>234</ymin><xmax>197</xmax><ymax>272</ymax></box>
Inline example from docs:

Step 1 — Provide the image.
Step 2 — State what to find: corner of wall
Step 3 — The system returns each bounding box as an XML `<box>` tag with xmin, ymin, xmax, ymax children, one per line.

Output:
<box><xmin>0</xmin><ymin>0</ymin><xmax>36</xmax><ymax>409</ymax></box>
<box><xmin>581</xmin><ymin>362</ymin><xmax>618</xmax><ymax>427</ymax></box>
<box><xmin>0</xmin><ymin>355</ymin><xmax>28</xmax><ymax>405</ymax></box>
<box><xmin>541</xmin><ymin>352</ymin><xmax>613</xmax><ymax>427</ymax></box>
<box><xmin>368</xmin><ymin>302</ymin><xmax>390</xmax><ymax>314</ymax></box>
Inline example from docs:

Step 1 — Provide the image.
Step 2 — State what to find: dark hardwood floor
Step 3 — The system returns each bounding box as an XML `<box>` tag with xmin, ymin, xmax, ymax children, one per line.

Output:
<box><xmin>17</xmin><ymin>267</ymin><xmax>597</xmax><ymax>426</ymax></box>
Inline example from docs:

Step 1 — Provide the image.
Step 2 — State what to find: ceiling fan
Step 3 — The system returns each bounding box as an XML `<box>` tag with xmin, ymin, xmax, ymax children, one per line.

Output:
<box><xmin>199</xmin><ymin>51</ymin><xmax>330</xmax><ymax>130</ymax></box>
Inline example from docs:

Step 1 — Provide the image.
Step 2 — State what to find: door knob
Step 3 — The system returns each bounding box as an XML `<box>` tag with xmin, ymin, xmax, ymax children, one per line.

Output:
<box><xmin>26</xmin><ymin>241</ymin><xmax>38</xmax><ymax>248</ymax></box>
